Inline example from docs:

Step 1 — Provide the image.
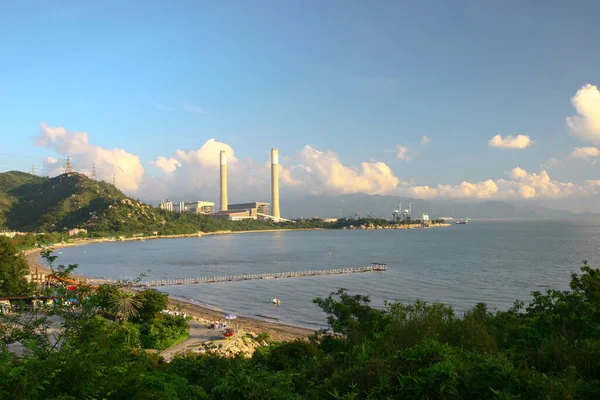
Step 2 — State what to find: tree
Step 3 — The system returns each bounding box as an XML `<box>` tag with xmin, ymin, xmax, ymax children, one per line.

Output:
<box><xmin>110</xmin><ymin>291</ymin><xmax>141</xmax><ymax>321</ymax></box>
<box><xmin>0</xmin><ymin>236</ymin><xmax>32</xmax><ymax>297</ymax></box>
<box><xmin>135</xmin><ymin>289</ymin><xmax>168</xmax><ymax>322</ymax></box>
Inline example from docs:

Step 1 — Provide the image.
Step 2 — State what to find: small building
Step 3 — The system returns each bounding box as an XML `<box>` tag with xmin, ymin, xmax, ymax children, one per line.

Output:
<box><xmin>68</xmin><ymin>228</ymin><xmax>87</xmax><ymax>236</ymax></box>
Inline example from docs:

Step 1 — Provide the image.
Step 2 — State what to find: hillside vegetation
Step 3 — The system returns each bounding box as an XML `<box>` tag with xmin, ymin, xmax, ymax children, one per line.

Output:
<box><xmin>0</xmin><ymin>171</ymin><xmax>130</xmax><ymax>232</ymax></box>
<box><xmin>0</xmin><ymin>171</ymin><xmax>319</xmax><ymax>236</ymax></box>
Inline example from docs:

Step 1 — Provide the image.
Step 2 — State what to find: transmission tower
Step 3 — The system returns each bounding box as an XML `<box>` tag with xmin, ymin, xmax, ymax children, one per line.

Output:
<box><xmin>112</xmin><ymin>174</ymin><xmax>116</xmax><ymax>186</ymax></box>
<box><xmin>91</xmin><ymin>163</ymin><xmax>97</xmax><ymax>180</ymax></box>
<box><xmin>31</xmin><ymin>164</ymin><xmax>36</xmax><ymax>176</ymax></box>
<box><xmin>65</xmin><ymin>156</ymin><xmax>73</xmax><ymax>174</ymax></box>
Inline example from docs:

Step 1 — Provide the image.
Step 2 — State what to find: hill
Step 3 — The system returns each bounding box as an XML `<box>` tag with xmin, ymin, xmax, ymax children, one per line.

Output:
<box><xmin>0</xmin><ymin>171</ymin><xmax>294</xmax><ymax>235</ymax></box>
<box><xmin>0</xmin><ymin>171</ymin><xmax>133</xmax><ymax>232</ymax></box>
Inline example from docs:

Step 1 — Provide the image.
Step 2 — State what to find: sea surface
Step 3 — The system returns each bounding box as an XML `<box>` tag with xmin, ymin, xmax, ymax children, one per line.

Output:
<box><xmin>53</xmin><ymin>220</ymin><xmax>600</xmax><ymax>329</ymax></box>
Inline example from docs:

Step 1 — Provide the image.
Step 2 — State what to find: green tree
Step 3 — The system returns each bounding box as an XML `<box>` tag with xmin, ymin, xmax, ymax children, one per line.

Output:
<box><xmin>110</xmin><ymin>291</ymin><xmax>141</xmax><ymax>321</ymax></box>
<box><xmin>135</xmin><ymin>289</ymin><xmax>169</xmax><ymax>322</ymax></box>
<box><xmin>0</xmin><ymin>236</ymin><xmax>32</xmax><ymax>297</ymax></box>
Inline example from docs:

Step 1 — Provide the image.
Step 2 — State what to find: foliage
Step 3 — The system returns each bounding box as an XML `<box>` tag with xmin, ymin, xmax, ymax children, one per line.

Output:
<box><xmin>0</xmin><ymin>236</ymin><xmax>33</xmax><ymax>297</ymax></box>
<box><xmin>139</xmin><ymin>314</ymin><xmax>189</xmax><ymax>350</ymax></box>
<box><xmin>2</xmin><ymin>258</ymin><xmax>600</xmax><ymax>398</ymax></box>
<box><xmin>134</xmin><ymin>289</ymin><xmax>169</xmax><ymax>322</ymax></box>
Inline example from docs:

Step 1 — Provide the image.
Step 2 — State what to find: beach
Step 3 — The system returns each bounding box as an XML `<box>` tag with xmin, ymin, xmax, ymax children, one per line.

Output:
<box><xmin>23</xmin><ymin>232</ymin><xmax>316</xmax><ymax>341</ymax></box>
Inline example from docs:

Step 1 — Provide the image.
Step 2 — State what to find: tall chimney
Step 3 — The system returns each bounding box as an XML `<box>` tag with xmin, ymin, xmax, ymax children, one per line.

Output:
<box><xmin>220</xmin><ymin>150</ymin><xmax>228</xmax><ymax>211</ymax></box>
<box><xmin>271</xmin><ymin>148</ymin><xmax>280</xmax><ymax>219</ymax></box>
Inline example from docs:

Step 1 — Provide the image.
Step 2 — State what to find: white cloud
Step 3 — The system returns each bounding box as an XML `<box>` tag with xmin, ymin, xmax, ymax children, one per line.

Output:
<box><xmin>183</xmin><ymin>102</ymin><xmax>205</xmax><ymax>114</ymax></box>
<box><xmin>409</xmin><ymin>180</ymin><xmax>499</xmax><ymax>200</ymax></box>
<box><xmin>396</xmin><ymin>145</ymin><xmax>410</xmax><ymax>161</ymax></box>
<box><xmin>286</xmin><ymin>145</ymin><xmax>400</xmax><ymax>195</ymax></box>
<box><xmin>566</xmin><ymin>84</ymin><xmax>600</xmax><ymax>144</ymax></box>
<box><xmin>408</xmin><ymin>167</ymin><xmax>598</xmax><ymax>201</ymax></box>
<box><xmin>420</xmin><ymin>135</ymin><xmax>432</xmax><ymax>145</ymax></box>
<box><xmin>35</xmin><ymin>123</ymin><xmax>145</xmax><ymax>192</ymax></box>
<box><xmin>151</xmin><ymin>156</ymin><xmax>181</xmax><ymax>173</ymax></box>
<box><xmin>488</xmin><ymin>134</ymin><xmax>534</xmax><ymax>149</ymax></box>
<box><xmin>569</xmin><ymin>146</ymin><xmax>600</xmax><ymax>162</ymax></box>
<box><xmin>45</xmin><ymin>156</ymin><xmax>58</xmax><ymax>164</ymax></box>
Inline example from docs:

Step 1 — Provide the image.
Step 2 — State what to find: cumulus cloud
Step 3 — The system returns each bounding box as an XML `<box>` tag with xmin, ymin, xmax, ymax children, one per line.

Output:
<box><xmin>420</xmin><ymin>135</ymin><xmax>432</xmax><ymax>145</ymax></box>
<box><xmin>285</xmin><ymin>145</ymin><xmax>400</xmax><ymax>195</ymax></box>
<box><xmin>396</xmin><ymin>145</ymin><xmax>410</xmax><ymax>161</ymax></box>
<box><xmin>35</xmin><ymin>123</ymin><xmax>145</xmax><ymax>192</ymax></box>
<box><xmin>409</xmin><ymin>180</ymin><xmax>499</xmax><ymax>200</ymax></box>
<box><xmin>488</xmin><ymin>134</ymin><xmax>534</xmax><ymax>149</ymax></box>
<box><xmin>569</xmin><ymin>146</ymin><xmax>600</xmax><ymax>162</ymax></box>
<box><xmin>566</xmin><ymin>84</ymin><xmax>600</xmax><ymax>144</ymax></box>
<box><xmin>408</xmin><ymin>167</ymin><xmax>597</xmax><ymax>201</ymax></box>
<box><xmin>151</xmin><ymin>156</ymin><xmax>181</xmax><ymax>174</ymax></box>
<box><xmin>146</xmin><ymin>138</ymin><xmax>267</xmax><ymax>202</ymax></box>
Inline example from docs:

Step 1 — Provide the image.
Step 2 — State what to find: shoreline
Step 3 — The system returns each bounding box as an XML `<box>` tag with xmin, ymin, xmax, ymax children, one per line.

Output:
<box><xmin>21</xmin><ymin>224</ymin><xmax>450</xmax><ymax>340</ymax></box>
<box><xmin>23</xmin><ymin>229</ymin><xmax>323</xmax><ymax>341</ymax></box>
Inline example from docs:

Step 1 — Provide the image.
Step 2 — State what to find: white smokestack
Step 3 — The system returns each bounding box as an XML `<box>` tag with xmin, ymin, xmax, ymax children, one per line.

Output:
<box><xmin>271</xmin><ymin>148</ymin><xmax>280</xmax><ymax>219</ymax></box>
<box><xmin>220</xmin><ymin>150</ymin><xmax>228</xmax><ymax>211</ymax></box>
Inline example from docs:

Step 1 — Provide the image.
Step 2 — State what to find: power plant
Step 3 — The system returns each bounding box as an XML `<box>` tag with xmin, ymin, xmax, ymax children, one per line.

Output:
<box><xmin>220</xmin><ymin>150</ymin><xmax>228</xmax><ymax>212</ymax></box>
<box><xmin>160</xmin><ymin>147</ymin><xmax>287</xmax><ymax>221</ymax></box>
<box><xmin>211</xmin><ymin>147</ymin><xmax>288</xmax><ymax>222</ymax></box>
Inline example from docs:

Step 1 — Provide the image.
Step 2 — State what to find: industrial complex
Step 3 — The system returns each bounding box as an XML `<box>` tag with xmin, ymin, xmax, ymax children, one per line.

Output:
<box><xmin>159</xmin><ymin>148</ymin><xmax>288</xmax><ymax>222</ymax></box>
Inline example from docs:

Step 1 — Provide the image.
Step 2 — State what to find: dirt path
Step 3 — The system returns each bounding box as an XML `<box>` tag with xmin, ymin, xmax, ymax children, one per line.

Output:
<box><xmin>159</xmin><ymin>319</ymin><xmax>223</xmax><ymax>361</ymax></box>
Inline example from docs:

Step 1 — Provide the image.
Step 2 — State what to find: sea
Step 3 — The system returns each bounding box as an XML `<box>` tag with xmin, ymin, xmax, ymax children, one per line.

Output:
<box><xmin>52</xmin><ymin>219</ymin><xmax>600</xmax><ymax>330</ymax></box>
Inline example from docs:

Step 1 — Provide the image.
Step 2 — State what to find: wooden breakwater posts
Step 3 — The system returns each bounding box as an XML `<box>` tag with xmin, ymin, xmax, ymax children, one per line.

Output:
<box><xmin>132</xmin><ymin>264</ymin><xmax>388</xmax><ymax>288</ymax></box>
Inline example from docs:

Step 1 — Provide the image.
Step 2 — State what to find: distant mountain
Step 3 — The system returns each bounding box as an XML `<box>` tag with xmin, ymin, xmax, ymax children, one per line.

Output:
<box><xmin>0</xmin><ymin>171</ymin><xmax>161</xmax><ymax>232</ymax></box>
<box><xmin>281</xmin><ymin>193</ymin><xmax>584</xmax><ymax>220</ymax></box>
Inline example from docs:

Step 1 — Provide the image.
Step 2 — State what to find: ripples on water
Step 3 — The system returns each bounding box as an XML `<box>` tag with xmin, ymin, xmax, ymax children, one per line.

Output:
<box><xmin>54</xmin><ymin>220</ymin><xmax>600</xmax><ymax>329</ymax></box>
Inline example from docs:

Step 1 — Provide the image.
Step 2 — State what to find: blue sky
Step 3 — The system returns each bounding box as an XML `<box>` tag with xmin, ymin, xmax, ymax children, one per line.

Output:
<box><xmin>1</xmin><ymin>1</ymin><xmax>599</xmax><ymax>210</ymax></box>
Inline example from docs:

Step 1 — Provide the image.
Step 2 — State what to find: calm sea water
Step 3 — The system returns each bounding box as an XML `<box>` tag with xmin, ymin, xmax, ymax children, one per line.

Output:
<box><xmin>52</xmin><ymin>220</ymin><xmax>600</xmax><ymax>329</ymax></box>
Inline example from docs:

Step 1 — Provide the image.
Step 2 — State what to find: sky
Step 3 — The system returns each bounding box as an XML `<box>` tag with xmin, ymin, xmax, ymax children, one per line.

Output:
<box><xmin>1</xmin><ymin>1</ymin><xmax>600</xmax><ymax>212</ymax></box>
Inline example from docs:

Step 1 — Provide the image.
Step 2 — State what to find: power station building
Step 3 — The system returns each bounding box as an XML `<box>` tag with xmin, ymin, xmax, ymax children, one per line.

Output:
<box><xmin>212</xmin><ymin>202</ymin><xmax>270</xmax><ymax>221</ymax></box>
<box><xmin>159</xmin><ymin>200</ymin><xmax>214</xmax><ymax>214</ymax></box>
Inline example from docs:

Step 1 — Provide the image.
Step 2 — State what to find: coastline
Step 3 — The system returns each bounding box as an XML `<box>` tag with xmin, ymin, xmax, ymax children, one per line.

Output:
<box><xmin>21</xmin><ymin>224</ymin><xmax>450</xmax><ymax>340</ymax></box>
<box><xmin>22</xmin><ymin>229</ymin><xmax>321</xmax><ymax>341</ymax></box>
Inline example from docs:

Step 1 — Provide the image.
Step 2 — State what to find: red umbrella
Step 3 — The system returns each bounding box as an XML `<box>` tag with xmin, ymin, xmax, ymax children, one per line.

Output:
<box><xmin>67</xmin><ymin>285</ymin><xmax>77</xmax><ymax>291</ymax></box>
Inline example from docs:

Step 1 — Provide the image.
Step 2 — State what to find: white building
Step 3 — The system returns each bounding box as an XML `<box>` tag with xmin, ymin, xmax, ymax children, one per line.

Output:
<box><xmin>160</xmin><ymin>200</ymin><xmax>214</xmax><ymax>215</ymax></box>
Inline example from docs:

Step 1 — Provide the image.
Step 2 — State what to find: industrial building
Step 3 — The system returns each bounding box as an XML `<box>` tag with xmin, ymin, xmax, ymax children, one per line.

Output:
<box><xmin>212</xmin><ymin>202</ymin><xmax>270</xmax><ymax>221</ymax></box>
<box><xmin>159</xmin><ymin>200</ymin><xmax>214</xmax><ymax>214</ymax></box>
<box><xmin>392</xmin><ymin>201</ymin><xmax>412</xmax><ymax>221</ymax></box>
<box><xmin>213</xmin><ymin>148</ymin><xmax>290</xmax><ymax>222</ymax></box>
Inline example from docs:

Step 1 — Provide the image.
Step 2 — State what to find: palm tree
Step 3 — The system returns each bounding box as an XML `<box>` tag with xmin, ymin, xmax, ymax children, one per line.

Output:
<box><xmin>110</xmin><ymin>291</ymin><xmax>141</xmax><ymax>321</ymax></box>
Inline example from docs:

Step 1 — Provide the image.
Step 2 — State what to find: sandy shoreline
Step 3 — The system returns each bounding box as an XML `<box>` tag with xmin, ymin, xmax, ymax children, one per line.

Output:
<box><xmin>23</xmin><ymin>229</ymin><xmax>319</xmax><ymax>341</ymax></box>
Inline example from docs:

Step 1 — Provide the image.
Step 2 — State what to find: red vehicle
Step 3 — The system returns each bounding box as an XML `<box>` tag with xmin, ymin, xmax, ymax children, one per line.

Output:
<box><xmin>223</xmin><ymin>328</ymin><xmax>235</xmax><ymax>338</ymax></box>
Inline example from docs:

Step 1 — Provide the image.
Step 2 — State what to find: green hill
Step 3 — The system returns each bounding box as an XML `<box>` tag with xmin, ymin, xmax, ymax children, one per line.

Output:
<box><xmin>0</xmin><ymin>171</ymin><xmax>135</xmax><ymax>232</ymax></box>
<box><xmin>0</xmin><ymin>171</ymin><xmax>300</xmax><ymax>236</ymax></box>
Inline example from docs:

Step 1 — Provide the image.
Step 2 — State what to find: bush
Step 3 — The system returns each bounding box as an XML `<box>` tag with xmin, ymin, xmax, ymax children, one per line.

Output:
<box><xmin>139</xmin><ymin>314</ymin><xmax>188</xmax><ymax>350</ymax></box>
